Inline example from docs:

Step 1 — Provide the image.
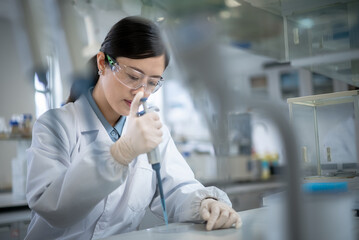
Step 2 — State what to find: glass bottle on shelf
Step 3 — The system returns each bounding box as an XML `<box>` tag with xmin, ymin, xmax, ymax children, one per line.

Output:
<box><xmin>9</xmin><ymin>120</ymin><xmax>21</xmax><ymax>138</ymax></box>
<box><xmin>22</xmin><ymin>114</ymin><xmax>32</xmax><ymax>137</ymax></box>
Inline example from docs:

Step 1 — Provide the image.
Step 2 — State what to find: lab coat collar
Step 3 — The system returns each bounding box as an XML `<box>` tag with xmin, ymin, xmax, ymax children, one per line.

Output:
<box><xmin>74</xmin><ymin>94</ymin><xmax>129</xmax><ymax>142</ymax></box>
<box><xmin>85</xmin><ymin>88</ymin><xmax>126</xmax><ymax>142</ymax></box>
<box><xmin>74</xmin><ymin>94</ymin><xmax>104</xmax><ymax>134</ymax></box>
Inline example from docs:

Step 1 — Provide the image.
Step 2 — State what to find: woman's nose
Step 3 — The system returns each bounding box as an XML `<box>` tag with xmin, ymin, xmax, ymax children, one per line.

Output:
<box><xmin>132</xmin><ymin>85</ymin><xmax>151</xmax><ymax>98</ymax></box>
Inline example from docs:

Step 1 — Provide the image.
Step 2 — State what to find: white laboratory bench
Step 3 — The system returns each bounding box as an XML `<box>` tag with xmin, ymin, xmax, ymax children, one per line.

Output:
<box><xmin>101</xmin><ymin>208</ymin><xmax>265</xmax><ymax>240</ymax></box>
<box><xmin>0</xmin><ymin>193</ymin><xmax>27</xmax><ymax>209</ymax></box>
<box><xmin>209</xmin><ymin>180</ymin><xmax>286</xmax><ymax>211</ymax></box>
<box><xmin>0</xmin><ymin>193</ymin><xmax>30</xmax><ymax>240</ymax></box>
<box><xmin>101</xmin><ymin>207</ymin><xmax>359</xmax><ymax>240</ymax></box>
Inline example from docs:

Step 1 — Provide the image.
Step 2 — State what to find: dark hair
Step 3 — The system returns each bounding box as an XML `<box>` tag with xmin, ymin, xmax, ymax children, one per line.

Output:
<box><xmin>67</xmin><ymin>16</ymin><xmax>170</xmax><ymax>103</ymax></box>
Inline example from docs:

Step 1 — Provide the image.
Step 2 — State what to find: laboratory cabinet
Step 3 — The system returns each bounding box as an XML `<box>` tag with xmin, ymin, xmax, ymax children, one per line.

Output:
<box><xmin>249</xmin><ymin>69</ymin><xmax>350</xmax><ymax>101</ymax></box>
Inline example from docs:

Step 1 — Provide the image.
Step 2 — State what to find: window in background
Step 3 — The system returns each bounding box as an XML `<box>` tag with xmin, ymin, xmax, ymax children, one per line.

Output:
<box><xmin>34</xmin><ymin>72</ymin><xmax>50</xmax><ymax>118</ymax></box>
<box><xmin>312</xmin><ymin>73</ymin><xmax>333</xmax><ymax>94</ymax></box>
<box><xmin>250</xmin><ymin>75</ymin><xmax>268</xmax><ymax>96</ymax></box>
<box><xmin>34</xmin><ymin>55</ymin><xmax>63</xmax><ymax>118</ymax></box>
<box><xmin>280</xmin><ymin>71</ymin><xmax>299</xmax><ymax>99</ymax></box>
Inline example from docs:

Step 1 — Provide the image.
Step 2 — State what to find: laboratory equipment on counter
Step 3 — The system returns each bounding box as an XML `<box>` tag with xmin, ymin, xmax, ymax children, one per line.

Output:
<box><xmin>302</xmin><ymin>182</ymin><xmax>354</xmax><ymax>240</ymax></box>
<box><xmin>287</xmin><ymin>90</ymin><xmax>359</xmax><ymax>178</ymax></box>
<box><xmin>227</xmin><ymin>112</ymin><xmax>254</xmax><ymax>181</ymax></box>
<box><xmin>263</xmin><ymin>182</ymin><xmax>356</xmax><ymax>240</ymax></box>
<box><xmin>139</xmin><ymin>98</ymin><xmax>168</xmax><ymax>225</ymax></box>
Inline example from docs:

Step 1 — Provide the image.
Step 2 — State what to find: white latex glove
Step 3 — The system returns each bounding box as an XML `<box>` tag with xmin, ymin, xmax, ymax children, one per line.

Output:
<box><xmin>200</xmin><ymin>198</ymin><xmax>242</xmax><ymax>231</ymax></box>
<box><xmin>110</xmin><ymin>91</ymin><xmax>163</xmax><ymax>165</ymax></box>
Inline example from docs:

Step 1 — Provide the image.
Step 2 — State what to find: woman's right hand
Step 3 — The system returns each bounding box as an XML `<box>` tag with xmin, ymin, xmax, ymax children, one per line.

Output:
<box><xmin>110</xmin><ymin>91</ymin><xmax>163</xmax><ymax>165</ymax></box>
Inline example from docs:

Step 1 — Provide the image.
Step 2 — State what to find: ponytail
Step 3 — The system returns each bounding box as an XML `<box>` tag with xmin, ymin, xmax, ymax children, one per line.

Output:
<box><xmin>66</xmin><ymin>55</ymin><xmax>99</xmax><ymax>103</ymax></box>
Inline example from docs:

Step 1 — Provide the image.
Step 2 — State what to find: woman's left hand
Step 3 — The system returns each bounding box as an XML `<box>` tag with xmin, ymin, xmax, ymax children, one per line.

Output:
<box><xmin>200</xmin><ymin>198</ymin><xmax>242</xmax><ymax>231</ymax></box>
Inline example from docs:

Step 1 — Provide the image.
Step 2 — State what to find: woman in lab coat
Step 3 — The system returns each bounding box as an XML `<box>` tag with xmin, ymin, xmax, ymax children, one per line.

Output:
<box><xmin>25</xmin><ymin>16</ymin><xmax>241</xmax><ymax>239</ymax></box>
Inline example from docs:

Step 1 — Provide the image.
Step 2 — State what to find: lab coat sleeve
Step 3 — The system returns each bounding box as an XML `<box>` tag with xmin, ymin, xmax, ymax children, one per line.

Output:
<box><xmin>149</xmin><ymin>126</ymin><xmax>231</xmax><ymax>223</ymax></box>
<box><xmin>26</xmin><ymin>109</ymin><xmax>128</xmax><ymax>228</ymax></box>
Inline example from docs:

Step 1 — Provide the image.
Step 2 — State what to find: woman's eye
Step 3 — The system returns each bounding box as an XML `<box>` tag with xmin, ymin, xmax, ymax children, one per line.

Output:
<box><xmin>127</xmin><ymin>74</ymin><xmax>140</xmax><ymax>81</ymax></box>
<box><xmin>148</xmin><ymin>80</ymin><xmax>158</xmax><ymax>86</ymax></box>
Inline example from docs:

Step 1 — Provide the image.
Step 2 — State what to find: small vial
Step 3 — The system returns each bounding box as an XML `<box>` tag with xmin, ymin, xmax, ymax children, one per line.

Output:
<box><xmin>9</xmin><ymin>120</ymin><xmax>20</xmax><ymax>137</ymax></box>
<box><xmin>22</xmin><ymin>114</ymin><xmax>32</xmax><ymax>137</ymax></box>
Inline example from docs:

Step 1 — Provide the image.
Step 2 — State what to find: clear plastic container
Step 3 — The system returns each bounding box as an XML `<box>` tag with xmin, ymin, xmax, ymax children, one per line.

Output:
<box><xmin>287</xmin><ymin>90</ymin><xmax>359</xmax><ymax>178</ymax></box>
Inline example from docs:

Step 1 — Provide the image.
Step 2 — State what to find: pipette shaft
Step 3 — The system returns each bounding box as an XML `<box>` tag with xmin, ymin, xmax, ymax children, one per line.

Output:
<box><xmin>140</xmin><ymin>98</ymin><xmax>168</xmax><ymax>225</ymax></box>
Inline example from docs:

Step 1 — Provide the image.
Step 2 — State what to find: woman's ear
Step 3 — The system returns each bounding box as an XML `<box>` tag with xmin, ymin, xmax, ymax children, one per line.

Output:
<box><xmin>97</xmin><ymin>52</ymin><xmax>106</xmax><ymax>74</ymax></box>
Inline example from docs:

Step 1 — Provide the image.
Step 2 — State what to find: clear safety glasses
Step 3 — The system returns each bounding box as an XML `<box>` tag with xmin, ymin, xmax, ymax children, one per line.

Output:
<box><xmin>106</xmin><ymin>54</ymin><xmax>164</xmax><ymax>94</ymax></box>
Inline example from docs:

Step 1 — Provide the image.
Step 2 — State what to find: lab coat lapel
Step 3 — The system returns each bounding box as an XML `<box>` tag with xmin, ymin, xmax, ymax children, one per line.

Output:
<box><xmin>74</xmin><ymin>95</ymin><xmax>109</xmax><ymax>146</ymax></box>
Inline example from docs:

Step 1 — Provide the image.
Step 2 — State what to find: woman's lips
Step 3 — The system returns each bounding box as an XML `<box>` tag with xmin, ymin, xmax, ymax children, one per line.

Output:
<box><xmin>125</xmin><ymin>100</ymin><xmax>132</xmax><ymax>107</ymax></box>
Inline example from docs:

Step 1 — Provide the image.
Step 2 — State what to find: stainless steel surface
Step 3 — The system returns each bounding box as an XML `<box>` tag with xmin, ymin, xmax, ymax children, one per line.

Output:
<box><xmin>101</xmin><ymin>207</ymin><xmax>359</xmax><ymax>240</ymax></box>
<box><xmin>102</xmin><ymin>208</ymin><xmax>267</xmax><ymax>240</ymax></box>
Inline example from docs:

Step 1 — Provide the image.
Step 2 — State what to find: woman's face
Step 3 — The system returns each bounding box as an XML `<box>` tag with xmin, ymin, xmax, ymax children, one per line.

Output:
<box><xmin>96</xmin><ymin>53</ymin><xmax>165</xmax><ymax>117</ymax></box>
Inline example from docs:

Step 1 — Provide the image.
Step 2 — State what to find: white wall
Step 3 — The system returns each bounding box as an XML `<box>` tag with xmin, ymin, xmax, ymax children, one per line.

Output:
<box><xmin>0</xmin><ymin>15</ymin><xmax>35</xmax><ymax>190</ymax></box>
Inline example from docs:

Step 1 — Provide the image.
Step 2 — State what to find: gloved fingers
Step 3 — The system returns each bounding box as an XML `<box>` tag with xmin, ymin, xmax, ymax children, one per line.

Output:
<box><xmin>138</xmin><ymin>135</ymin><xmax>161</xmax><ymax>152</ymax></box>
<box><xmin>154</xmin><ymin>121</ymin><xmax>162</xmax><ymax>129</ymax></box>
<box><xmin>222</xmin><ymin>212</ymin><xmax>240</xmax><ymax>229</ymax></box>
<box><xmin>129</xmin><ymin>92</ymin><xmax>144</xmax><ymax>117</ymax></box>
<box><xmin>145</xmin><ymin>115</ymin><xmax>162</xmax><ymax>130</ymax></box>
<box><xmin>140</xmin><ymin>113</ymin><xmax>161</xmax><ymax>127</ymax></box>
<box><xmin>206</xmin><ymin>205</ymin><xmax>220</xmax><ymax>231</ymax></box>
<box><xmin>140</xmin><ymin>112</ymin><xmax>159</xmax><ymax>121</ymax></box>
<box><xmin>201</xmin><ymin>207</ymin><xmax>211</xmax><ymax>221</ymax></box>
<box><xmin>146</xmin><ymin>111</ymin><xmax>160</xmax><ymax>121</ymax></box>
<box><xmin>143</xmin><ymin>126</ymin><xmax>162</xmax><ymax>140</ymax></box>
<box><xmin>136</xmin><ymin>117</ymin><xmax>161</xmax><ymax>136</ymax></box>
<box><xmin>212</xmin><ymin>209</ymin><xmax>230</xmax><ymax>230</ymax></box>
<box><xmin>153</xmin><ymin>128</ymin><xmax>163</xmax><ymax>137</ymax></box>
<box><xmin>149</xmin><ymin>135</ymin><xmax>163</xmax><ymax>148</ymax></box>
<box><xmin>235</xmin><ymin>215</ymin><xmax>242</xmax><ymax>229</ymax></box>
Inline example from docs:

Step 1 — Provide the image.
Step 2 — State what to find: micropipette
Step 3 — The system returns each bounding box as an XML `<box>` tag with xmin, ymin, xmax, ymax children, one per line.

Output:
<box><xmin>139</xmin><ymin>98</ymin><xmax>168</xmax><ymax>225</ymax></box>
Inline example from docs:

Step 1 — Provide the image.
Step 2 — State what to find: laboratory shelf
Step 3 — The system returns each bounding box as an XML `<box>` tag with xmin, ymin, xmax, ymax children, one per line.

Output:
<box><xmin>0</xmin><ymin>193</ymin><xmax>28</xmax><ymax>209</ymax></box>
<box><xmin>0</xmin><ymin>136</ymin><xmax>31</xmax><ymax>141</ymax></box>
<box><xmin>0</xmin><ymin>209</ymin><xmax>30</xmax><ymax>225</ymax></box>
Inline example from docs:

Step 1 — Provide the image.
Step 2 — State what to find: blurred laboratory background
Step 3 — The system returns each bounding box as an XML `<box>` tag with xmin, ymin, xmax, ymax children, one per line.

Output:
<box><xmin>0</xmin><ymin>0</ymin><xmax>358</xmax><ymax>239</ymax></box>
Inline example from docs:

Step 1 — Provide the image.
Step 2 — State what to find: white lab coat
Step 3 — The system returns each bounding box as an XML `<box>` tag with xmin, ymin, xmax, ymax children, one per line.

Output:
<box><xmin>25</xmin><ymin>95</ymin><xmax>230</xmax><ymax>240</ymax></box>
